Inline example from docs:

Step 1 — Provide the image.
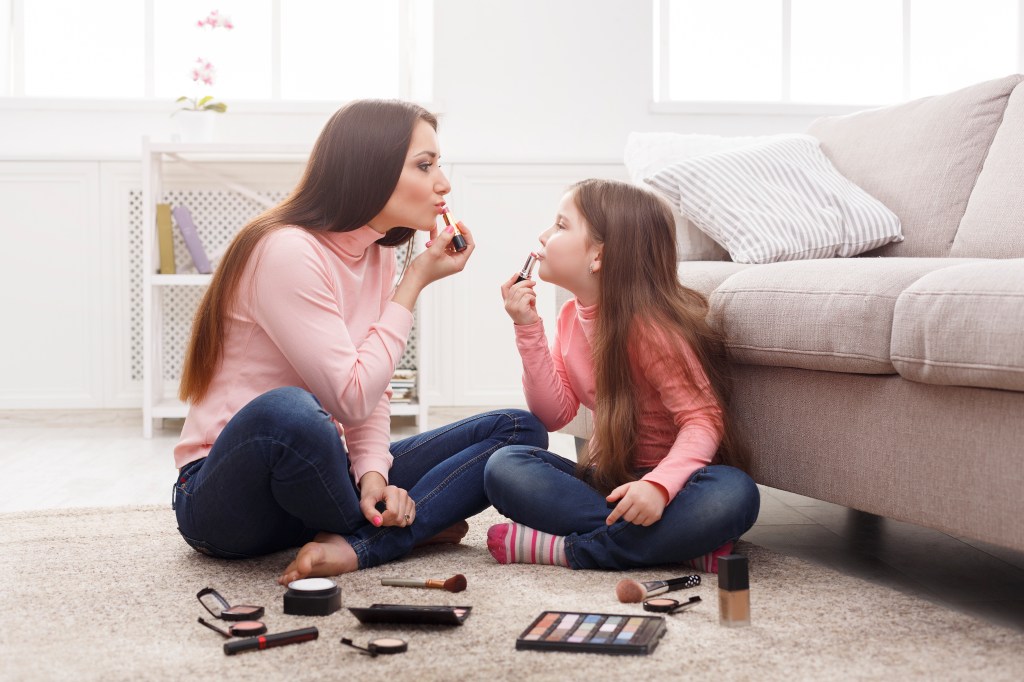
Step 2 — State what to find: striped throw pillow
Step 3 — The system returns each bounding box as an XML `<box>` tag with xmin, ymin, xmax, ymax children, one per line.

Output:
<box><xmin>644</xmin><ymin>134</ymin><xmax>903</xmax><ymax>264</ymax></box>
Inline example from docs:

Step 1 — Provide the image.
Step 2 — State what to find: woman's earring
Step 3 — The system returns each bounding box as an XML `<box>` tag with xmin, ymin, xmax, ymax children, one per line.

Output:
<box><xmin>588</xmin><ymin>263</ymin><xmax>596</xmax><ymax>275</ymax></box>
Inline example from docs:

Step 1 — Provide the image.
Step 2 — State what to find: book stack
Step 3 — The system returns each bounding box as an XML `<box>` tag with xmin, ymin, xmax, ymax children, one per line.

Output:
<box><xmin>389</xmin><ymin>369</ymin><xmax>417</xmax><ymax>403</ymax></box>
<box><xmin>154</xmin><ymin>203</ymin><xmax>213</xmax><ymax>274</ymax></box>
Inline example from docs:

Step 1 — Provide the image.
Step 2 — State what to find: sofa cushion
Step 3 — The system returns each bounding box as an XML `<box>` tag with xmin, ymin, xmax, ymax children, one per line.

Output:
<box><xmin>677</xmin><ymin>261</ymin><xmax>753</xmax><ymax>298</ymax></box>
<box><xmin>808</xmin><ymin>74</ymin><xmax>1023</xmax><ymax>258</ymax></box>
<box><xmin>891</xmin><ymin>260</ymin><xmax>1024</xmax><ymax>391</ymax></box>
<box><xmin>646</xmin><ymin>135</ymin><xmax>903</xmax><ymax>264</ymax></box>
<box><xmin>709</xmin><ymin>258</ymin><xmax>980</xmax><ymax>374</ymax></box>
<box><xmin>624</xmin><ymin>132</ymin><xmax>766</xmax><ymax>262</ymax></box>
<box><xmin>950</xmin><ymin>82</ymin><xmax>1024</xmax><ymax>259</ymax></box>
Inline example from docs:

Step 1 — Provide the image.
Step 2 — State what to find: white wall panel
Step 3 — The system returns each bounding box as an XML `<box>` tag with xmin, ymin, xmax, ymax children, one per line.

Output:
<box><xmin>0</xmin><ymin>162</ymin><xmax>101</xmax><ymax>406</ymax></box>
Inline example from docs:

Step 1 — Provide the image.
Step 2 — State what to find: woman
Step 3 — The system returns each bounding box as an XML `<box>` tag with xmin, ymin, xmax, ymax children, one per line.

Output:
<box><xmin>171</xmin><ymin>100</ymin><xmax>548</xmax><ymax>581</ymax></box>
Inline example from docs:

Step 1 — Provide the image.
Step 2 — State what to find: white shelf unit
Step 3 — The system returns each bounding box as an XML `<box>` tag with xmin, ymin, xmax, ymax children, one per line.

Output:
<box><xmin>141</xmin><ymin>138</ymin><xmax>428</xmax><ymax>437</ymax></box>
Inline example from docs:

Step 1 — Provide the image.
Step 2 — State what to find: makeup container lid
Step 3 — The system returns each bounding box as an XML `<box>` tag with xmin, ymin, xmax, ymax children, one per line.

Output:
<box><xmin>288</xmin><ymin>578</ymin><xmax>336</xmax><ymax>593</ymax></box>
<box><xmin>717</xmin><ymin>554</ymin><xmax>749</xmax><ymax>591</ymax></box>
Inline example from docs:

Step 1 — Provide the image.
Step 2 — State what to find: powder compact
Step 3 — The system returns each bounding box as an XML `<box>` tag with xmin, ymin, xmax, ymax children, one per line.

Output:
<box><xmin>340</xmin><ymin>637</ymin><xmax>408</xmax><ymax>657</ymax></box>
<box><xmin>198</xmin><ymin>616</ymin><xmax>268</xmax><ymax>638</ymax></box>
<box><xmin>642</xmin><ymin>595</ymin><xmax>702</xmax><ymax>614</ymax></box>
<box><xmin>196</xmin><ymin>587</ymin><xmax>265</xmax><ymax>621</ymax></box>
<box><xmin>283</xmin><ymin>577</ymin><xmax>342</xmax><ymax>616</ymax></box>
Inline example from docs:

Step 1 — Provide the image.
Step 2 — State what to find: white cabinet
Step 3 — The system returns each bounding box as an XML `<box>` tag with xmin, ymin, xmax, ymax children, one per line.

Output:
<box><xmin>0</xmin><ymin>162</ymin><xmax>104</xmax><ymax>407</ymax></box>
<box><xmin>140</xmin><ymin>140</ymin><xmax>429</xmax><ymax>437</ymax></box>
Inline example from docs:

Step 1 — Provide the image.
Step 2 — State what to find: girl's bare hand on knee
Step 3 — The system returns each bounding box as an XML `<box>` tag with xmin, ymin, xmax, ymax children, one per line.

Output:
<box><xmin>605</xmin><ymin>481</ymin><xmax>669</xmax><ymax>527</ymax></box>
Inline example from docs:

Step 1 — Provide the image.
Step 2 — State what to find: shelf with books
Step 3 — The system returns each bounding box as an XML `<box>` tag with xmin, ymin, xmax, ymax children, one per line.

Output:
<box><xmin>140</xmin><ymin>137</ymin><xmax>428</xmax><ymax>437</ymax></box>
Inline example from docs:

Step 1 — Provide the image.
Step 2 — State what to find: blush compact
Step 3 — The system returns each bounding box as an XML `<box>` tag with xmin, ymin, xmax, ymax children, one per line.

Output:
<box><xmin>197</xmin><ymin>587</ymin><xmax>265</xmax><ymax>621</ymax></box>
<box><xmin>198</xmin><ymin>617</ymin><xmax>267</xmax><ymax>638</ymax></box>
<box><xmin>284</xmin><ymin>577</ymin><xmax>342</xmax><ymax>616</ymax></box>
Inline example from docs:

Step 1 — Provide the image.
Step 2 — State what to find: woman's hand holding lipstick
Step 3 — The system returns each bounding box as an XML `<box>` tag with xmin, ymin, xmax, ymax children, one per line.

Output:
<box><xmin>392</xmin><ymin>221</ymin><xmax>474</xmax><ymax>313</ymax></box>
<box><xmin>501</xmin><ymin>273</ymin><xmax>541</xmax><ymax>326</ymax></box>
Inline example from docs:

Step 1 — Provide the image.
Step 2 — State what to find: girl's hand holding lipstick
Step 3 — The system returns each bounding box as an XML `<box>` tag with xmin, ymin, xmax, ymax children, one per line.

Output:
<box><xmin>502</xmin><ymin>272</ymin><xmax>541</xmax><ymax>326</ymax></box>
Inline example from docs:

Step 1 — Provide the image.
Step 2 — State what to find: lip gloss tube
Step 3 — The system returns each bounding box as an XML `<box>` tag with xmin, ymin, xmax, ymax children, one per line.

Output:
<box><xmin>223</xmin><ymin>627</ymin><xmax>319</xmax><ymax>655</ymax></box>
<box><xmin>515</xmin><ymin>253</ymin><xmax>540</xmax><ymax>283</ymax></box>
<box><xmin>717</xmin><ymin>554</ymin><xmax>750</xmax><ymax>627</ymax></box>
<box><xmin>440</xmin><ymin>208</ymin><xmax>468</xmax><ymax>252</ymax></box>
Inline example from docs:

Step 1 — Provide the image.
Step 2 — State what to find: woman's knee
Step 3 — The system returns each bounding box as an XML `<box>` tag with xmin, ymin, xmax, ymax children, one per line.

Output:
<box><xmin>484</xmin><ymin>409</ymin><xmax>549</xmax><ymax>449</ymax></box>
<box><xmin>235</xmin><ymin>387</ymin><xmax>335</xmax><ymax>440</ymax></box>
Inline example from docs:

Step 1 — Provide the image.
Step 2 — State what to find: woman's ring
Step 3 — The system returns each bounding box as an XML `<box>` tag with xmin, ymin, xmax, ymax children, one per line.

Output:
<box><xmin>404</xmin><ymin>514</ymin><xmax>410</xmax><ymax>521</ymax></box>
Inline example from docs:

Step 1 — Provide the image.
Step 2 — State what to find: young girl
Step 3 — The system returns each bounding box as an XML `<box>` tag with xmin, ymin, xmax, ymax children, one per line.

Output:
<box><xmin>172</xmin><ymin>100</ymin><xmax>547</xmax><ymax>582</ymax></box>
<box><xmin>485</xmin><ymin>179</ymin><xmax>759</xmax><ymax>571</ymax></box>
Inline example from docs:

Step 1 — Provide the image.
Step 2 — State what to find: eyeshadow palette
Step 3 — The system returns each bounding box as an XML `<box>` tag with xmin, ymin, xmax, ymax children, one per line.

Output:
<box><xmin>516</xmin><ymin>611</ymin><xmax>666</xmax><ymax>655</ymax></box>
<box><xmin>348</xmin><ymin>604</ymin><xmax>471</xmax><ymax>626</ymax></box>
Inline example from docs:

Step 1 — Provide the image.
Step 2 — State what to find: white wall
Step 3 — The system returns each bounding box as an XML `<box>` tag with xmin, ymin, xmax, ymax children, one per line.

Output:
<box><xmin>0</xmin><ymin>0</ymin><xmax>831</xmax><ymax>412</ymax></box>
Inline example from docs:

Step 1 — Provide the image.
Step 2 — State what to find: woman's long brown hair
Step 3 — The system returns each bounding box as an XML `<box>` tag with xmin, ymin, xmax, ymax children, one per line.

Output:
<box><xmin>571</xmin><ymin>179</ymin><xmax>748</xmax><ymax>493</ymax></box>
<box><xmin>179</xmin><ymin>100</ymin><xmax>435</xmax><ymax>404</ymax></box>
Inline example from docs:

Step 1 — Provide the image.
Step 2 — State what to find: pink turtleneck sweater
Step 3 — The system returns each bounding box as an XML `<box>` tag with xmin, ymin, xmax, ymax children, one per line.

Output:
<box><xmin>173</xmin><ymin>225</ymin><xmax>413</xmax><ymax>483</ymax></box>
<box><xmin>514</xmin><ymin>299</ymin><xmax>724</xmax><ymax>501</ymax></box>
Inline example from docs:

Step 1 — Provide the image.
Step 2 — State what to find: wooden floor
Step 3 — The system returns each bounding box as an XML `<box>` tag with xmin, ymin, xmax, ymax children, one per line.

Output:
<box><xmin>2</xmin><ymin>407</ymin><xmax>1022</xmax><ymax>632</ymax></box>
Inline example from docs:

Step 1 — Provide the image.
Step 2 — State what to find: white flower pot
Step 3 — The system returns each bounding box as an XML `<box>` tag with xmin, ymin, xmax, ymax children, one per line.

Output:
<box><xmin>175</xmin><ymin>110</ymin><xmax>220</xmax><ymax>143</ymax></box>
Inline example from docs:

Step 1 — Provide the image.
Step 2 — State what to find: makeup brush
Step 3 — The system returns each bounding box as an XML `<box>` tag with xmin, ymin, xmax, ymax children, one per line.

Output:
<box><xmin>615</xmin><ymin>574</ymin><xmax>700</xmax><ymax>603</ymax></box>
<box><xmin>381</xmin><ymin>574</ymin><xmax>468</xmax><ymax>593</ymax></box>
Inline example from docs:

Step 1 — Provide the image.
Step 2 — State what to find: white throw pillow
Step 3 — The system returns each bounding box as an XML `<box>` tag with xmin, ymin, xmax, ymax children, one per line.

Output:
<box><xmin>624</xmin><ymin>132</ymin><xmax>777</xmax><ymax>262</ymax></box>
<box><xmin>644</xmin><ymin>134</ymin><xmax>903</xmax><ymax>264</ymax></box>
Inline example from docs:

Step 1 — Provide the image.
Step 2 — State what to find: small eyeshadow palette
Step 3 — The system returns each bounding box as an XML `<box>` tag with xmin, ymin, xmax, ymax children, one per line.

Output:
<box><xmin>348</xmin><ymin>604</ymin><xmax>472</xmax><ymax>626</ymax></box>
<box><xmin>516</xmin><ymin>611</ymin><xmax>666</xmax><ymax>656</ymax></box>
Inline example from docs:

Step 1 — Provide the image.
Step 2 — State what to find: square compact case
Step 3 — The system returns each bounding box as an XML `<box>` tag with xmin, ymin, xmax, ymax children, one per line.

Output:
<box><xmin>516</xmin><ymin>611</ymin><xmax>667</xmax><ymax>656</ymax></box>
<box><xmin>348</xmin><ymin>604</ymin><xmax>472</xmax><ymax>626</ymax></box>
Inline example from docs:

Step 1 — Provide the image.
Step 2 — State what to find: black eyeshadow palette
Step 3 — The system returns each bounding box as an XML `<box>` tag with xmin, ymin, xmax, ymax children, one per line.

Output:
<box><xmin>516</xmin><ymin>611</ymin><xmax>666</xmax><ymax>655</ymax></box>
<box><xmin>348</xmin><ymin>604</ymin><xmax>472</xmax><ymax>626</ymax></box>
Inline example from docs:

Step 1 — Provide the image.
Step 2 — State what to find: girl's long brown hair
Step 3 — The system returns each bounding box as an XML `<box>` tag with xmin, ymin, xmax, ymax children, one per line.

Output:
<box><xmin>572</xmin><ymin>179</ymin><xmax>747</xmax><ymax>493</ymax></box>
<box><xmin>179</xmin><ymin>100</ymin><xmax>435</xmax><ymax>404</ymax></box>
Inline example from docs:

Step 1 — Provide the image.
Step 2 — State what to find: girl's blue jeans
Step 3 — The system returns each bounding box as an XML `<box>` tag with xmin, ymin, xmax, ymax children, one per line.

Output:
<box><xmin>483</xmin><ymin>445</ymin><xmax>760</xmax><ymax>570</ymax></box>
<box><xmin>172</xmin><ymin>387</ymin><xmax>549</xmax><ymax>568</ymax></box>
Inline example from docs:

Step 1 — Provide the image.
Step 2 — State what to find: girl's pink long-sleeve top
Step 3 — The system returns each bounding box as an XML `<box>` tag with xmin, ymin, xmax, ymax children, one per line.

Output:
<box><xmin>174</xmin><ymin>225</ymin><xmax>413</xmax><ymax>483</ymax></box>
<box><xmin>514</xmin><ymin>299</ymin><xmax>724</xmax><ymax>501</ymax></box>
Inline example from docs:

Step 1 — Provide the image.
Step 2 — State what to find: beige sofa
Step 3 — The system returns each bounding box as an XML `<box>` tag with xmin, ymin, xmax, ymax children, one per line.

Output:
<box><xmin>561</xmin><ymin>74</ymin><xmax>1024</xmax><ymax>553</ymax></box>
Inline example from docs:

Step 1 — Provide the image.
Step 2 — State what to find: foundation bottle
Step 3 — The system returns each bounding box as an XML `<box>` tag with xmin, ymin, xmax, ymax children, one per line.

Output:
<box><xmin>718</xmin><ymin>554</ymin><xmax>750</xmax><ymax>627</ymax></box>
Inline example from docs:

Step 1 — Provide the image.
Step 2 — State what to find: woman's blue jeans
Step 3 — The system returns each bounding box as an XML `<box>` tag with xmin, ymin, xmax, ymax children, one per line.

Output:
<box><xmin>483</xmin><ymin>445</ymin><xmax>760</xmax><ymax>570</ymax></box>
<box><xmin>172</xmin><ymin>387</ymin><xmax>548</xmax><ymax>568</ymax></box>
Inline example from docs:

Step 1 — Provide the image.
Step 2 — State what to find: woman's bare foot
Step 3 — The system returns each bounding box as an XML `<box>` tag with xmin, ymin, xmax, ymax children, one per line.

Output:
<box><xmin>278</xmin><ymin>532</ymin><xmax>358</xmax><ymax>585</ymax></box>
<box><xmin>415</xmin><ymin>520</ymin><xmax>470</xmax><ymax>547</ymax></box>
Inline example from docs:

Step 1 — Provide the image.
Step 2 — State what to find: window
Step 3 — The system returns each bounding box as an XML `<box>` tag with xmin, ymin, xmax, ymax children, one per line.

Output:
<box><xmin>655</xmin><ymin>0</ymin><xmax>1023</xmax><ymax>108</ymax></box>
<box><xmin>4</xmin><ymin>0</ymin><xmax>433</xmax><ymax>103</ymax></box>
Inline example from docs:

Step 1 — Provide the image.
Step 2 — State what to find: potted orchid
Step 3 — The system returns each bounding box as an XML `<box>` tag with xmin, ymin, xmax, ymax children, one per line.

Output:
<box><xmin>173</xmin><ymin>11</ymin><xmax>232</xmax><ymax>142</ymax></box>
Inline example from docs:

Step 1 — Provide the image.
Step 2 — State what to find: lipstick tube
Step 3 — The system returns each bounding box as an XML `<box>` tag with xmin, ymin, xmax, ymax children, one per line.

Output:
<box><xmin>515</xmin><ymin>253</ymin><xmax>540</xmax><ymax>283</ymax></box>
<box><xmin>441</xmin><ymin>210</ymin><xmax>468</xmax><ymax>252</ymax></box>
<box><xmin>223</xmin><ymin>627</ymin><xmax>319</xmax><ymax>655</ymax></box>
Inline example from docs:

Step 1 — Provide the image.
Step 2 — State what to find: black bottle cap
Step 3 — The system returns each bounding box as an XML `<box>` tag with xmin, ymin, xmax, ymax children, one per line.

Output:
<box><xmin>717</xmin><ymin>554</ymin><xmax>749</xmax><ymax>591</ymax></box>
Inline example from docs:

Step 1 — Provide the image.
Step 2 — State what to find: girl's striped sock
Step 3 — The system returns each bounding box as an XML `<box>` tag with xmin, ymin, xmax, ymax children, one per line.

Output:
<box><xmin>487</xmin><ymin>522</ymin><xmax>570</xmax><ymax>567</ymax></box>
<box><xmin>682</xmin><ymin>541</ymin><xmax>735</xmax><ymax>573</ymax></box>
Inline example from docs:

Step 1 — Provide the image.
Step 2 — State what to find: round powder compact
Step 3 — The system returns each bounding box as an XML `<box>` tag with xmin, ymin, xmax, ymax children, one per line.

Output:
<box><xmin>284</xmin><ymin>578</ymin><xmax>342</xmax><ymax>616</ymax></box>
<box><xmin>643</xmin><ymin>595</ymin><xmax>702</xmax><ymax>614</ymax></box>
<box><xmin>228</xmin><ymin>620</ymin><xmax>267</xmax><ymax>637</ymax></box>
<box><xmin>368</xmin><ymin>638</ymin><xmax>408</xmax><ymax>655</ymax></box>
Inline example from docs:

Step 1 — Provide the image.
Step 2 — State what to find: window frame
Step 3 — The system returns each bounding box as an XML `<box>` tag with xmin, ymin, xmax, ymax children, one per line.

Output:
<box><xmin>651</xmin><ymin>0</ymin><xmax>1024</xmax><ymax>115</ymax></box>
<box><xmin>2</xmin><ymin>0</ymin><xmax>435</xmax><ymax>112</ymax></box>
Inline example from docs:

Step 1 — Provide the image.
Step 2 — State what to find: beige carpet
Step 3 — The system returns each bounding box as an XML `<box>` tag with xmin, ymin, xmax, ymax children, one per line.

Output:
<box><xmin>1</xmin><ymin>506</ymin><xmax>1023</xmax><ymax>681</ymax></box>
